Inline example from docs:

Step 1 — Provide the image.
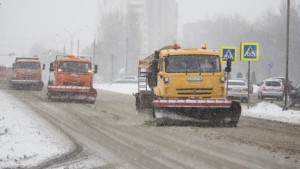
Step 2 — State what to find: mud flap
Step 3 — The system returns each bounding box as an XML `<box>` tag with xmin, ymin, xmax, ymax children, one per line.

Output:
<box><xmin>134</xmin><ymin>91</ymin><xmax>154</xmax><ymax>112</ymax></box>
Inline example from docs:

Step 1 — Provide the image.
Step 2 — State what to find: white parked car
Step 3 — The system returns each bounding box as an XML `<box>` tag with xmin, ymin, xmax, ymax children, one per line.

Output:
<box><xmin>114</xmin><ymin>76</ymin><xmax>138</xmax><ymax>83</ymax></box>
<box><xmin>227</xmin><ymin>79</ymin><xmax>248</xmax><ymax>103</ymax></box>
<box><xmin>257</xmin><ymin>78</ymin><xmax>284</xmax><ymax>100</ymax></box>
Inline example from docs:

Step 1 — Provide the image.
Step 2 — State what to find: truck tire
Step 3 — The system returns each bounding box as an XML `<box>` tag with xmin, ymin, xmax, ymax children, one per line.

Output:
<box><xmin>152</xmin><ymin>107</ymin><xmax>156</xmax><ymax>118</ymax></box>
<box><xmin>242</xmin><ymin>97</ymin><xmax>248</xmax><ymax>103</ymax></box>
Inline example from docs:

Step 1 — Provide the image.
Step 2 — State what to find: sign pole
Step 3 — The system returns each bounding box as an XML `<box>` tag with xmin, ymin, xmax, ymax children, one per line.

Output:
<box><xmin>247</xmin><ymin>61</ymin><xmax>250</xmax><ymax>109</ymax></box>
<box><xmin>226</xmin><ymin>72</ymin><xmax>228</xmax><ymax>99</ymax></box>
<box><xmin>284</xmin><ymin>0</ymin><xmax>290</xmax><ymax>111</ymax></box>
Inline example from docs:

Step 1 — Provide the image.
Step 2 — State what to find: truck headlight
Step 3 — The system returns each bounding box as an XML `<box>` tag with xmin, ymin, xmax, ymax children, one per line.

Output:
<box><xmin>164</xmin><ymin>77</ymin><xmax>170</xmax><ymax>83</ymax></box>
<box><xmin>220</xmin><ymin>77</ymin><xmax>226</xmax><ymax>82</ymax></box>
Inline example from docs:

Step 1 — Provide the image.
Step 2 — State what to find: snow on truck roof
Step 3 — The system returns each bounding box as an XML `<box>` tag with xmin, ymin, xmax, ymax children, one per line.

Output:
<box><xmin>16</xmin><ymin>58</ymin><xmax>40</xmax><ymax>63</ymax></box>
<box><xmin>55</xmin><ymin>55</ymin><xmax>92</xmax><ymax>62</ymax></box>
<box><xmin>159</xmin><ymin>48</ymin><xmax>219</xmax><ymax>56</ymax></box>
<box><xmin>138</xmin><ymin>46</ymin><xmax>219</xmax><ymax>68</ymax></box>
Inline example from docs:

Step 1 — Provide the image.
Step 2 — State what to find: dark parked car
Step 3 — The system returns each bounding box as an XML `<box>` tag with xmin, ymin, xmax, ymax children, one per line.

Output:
<box><xmin>273</xmin><ymin>77</ymin><xmax>294</xmax><ymax>93</ymax></box>
<box><xmin>290</xmin><ymin>84</ymin><xmax>300</xmax><ymax>107</ymax></box>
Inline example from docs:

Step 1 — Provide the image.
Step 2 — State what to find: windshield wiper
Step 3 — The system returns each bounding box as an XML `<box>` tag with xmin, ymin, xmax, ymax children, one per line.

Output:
<box><xmin>184</xmin><ymin>57</ymin><xmax>188</xmax><ymax>75</ymax></box>
<box><xmin>210</xmin><ymin>59</ymin><xmax>215</xmax><ymax>75</ymax></box>
<box><xmin>197</xmin><ymin>58</ymin><xmax>202</xmax><ymax>75</ymax></box>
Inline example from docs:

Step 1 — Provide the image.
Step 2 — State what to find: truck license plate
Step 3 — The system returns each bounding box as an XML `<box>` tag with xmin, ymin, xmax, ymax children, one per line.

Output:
<box><xmin>188</xmin><ymin>76</ymin><xmax>202</xmax><ymax>81</ymax></box>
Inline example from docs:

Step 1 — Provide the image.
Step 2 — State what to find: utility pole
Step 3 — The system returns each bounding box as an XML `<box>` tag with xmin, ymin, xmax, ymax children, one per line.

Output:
<box><xmin>110</xmin><ymin>54</ymin><xmax>114</xmax><ymax>84</ymax></box>
<box><xmin>77</xmin><ymin>40</ymin><xmax>80</xmax><ymax>56</ymax></box>
<box><xmin>85</xmin><ymin>25</ymin><xmax>96</xmax><ymax>64</ymax></box>
<box><xmin>284</xmin><ymin>0</ymin><xmax>290</xmax><ymax>110</ymax></box>
<box><xmin>125</xmin><ymin>37</ymin><xmax>128</xmax><ymax>75</ymax></box>
<box><xmin>56</xmin><ymin>34</ymin><xmax>66</xmax><ymax>55</ymax></box>
<box><xmin>64</xmin><ymin>28</ymin><xmax>82</xmax><ymax>54</ymax></box>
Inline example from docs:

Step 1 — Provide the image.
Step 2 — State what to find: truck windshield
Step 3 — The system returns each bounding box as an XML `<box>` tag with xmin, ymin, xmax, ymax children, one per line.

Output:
<box><xmin>165</xmin><ymin>55</ymin><xmax>220</xmax><ymax>73</ymax></box>
<box><xmin>58</xmin><ymin>62</ymin><xmax>91</xmax><ymax>73</ymax></box>
<box><xmin>17</xmin><ymin>62</ymin><xmax>40</xmax><ymax>69</ymax></box>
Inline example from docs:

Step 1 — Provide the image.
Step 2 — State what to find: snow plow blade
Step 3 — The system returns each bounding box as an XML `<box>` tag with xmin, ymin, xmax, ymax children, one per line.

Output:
<box><xmin>47</xmin><ymin>86</ymin><xmax>97</xmax><ymax>103</ymax></box>
<box><xmin>10</xmin><ymin>80</ymin><xmax>44</xmax><ymax>91</ymax></box>
<box><xmin>152</xmin><ymin>99</ymin><xmax>241</xmax><ymax>126</ymax></box>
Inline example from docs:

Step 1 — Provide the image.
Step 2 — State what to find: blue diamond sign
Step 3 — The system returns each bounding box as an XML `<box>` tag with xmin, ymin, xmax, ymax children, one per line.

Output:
<box><xmin>268</xmin><ymin>61</ymin><xmax>273</xmax><ymax>69</ymax></box>
<box><xmin>220</xmin><ymin>46</ymin><xmax>237</xmax><ymax>64</ymax></box>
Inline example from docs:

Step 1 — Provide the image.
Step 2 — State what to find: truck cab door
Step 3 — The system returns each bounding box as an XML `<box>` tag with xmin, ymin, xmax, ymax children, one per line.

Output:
<box><xmin>156</xmin><ymin>58</ymin><xmax>166</xmax><ymax>94</ymax></box>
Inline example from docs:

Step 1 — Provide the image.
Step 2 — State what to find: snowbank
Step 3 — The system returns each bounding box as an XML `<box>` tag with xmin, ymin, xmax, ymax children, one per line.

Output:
<box><xmin>242</xmin><ymin>102</ymin><xmax>300</xmax><ymax>125</ymax></box>
<box><xmin>0</xmin><ymin>91</ymin><xmax>74</xmax><ymax>168</ymax></box>
<box><xmin>94</xmin><ymin>83</ymin><xmax>138</xmax><ymax>95</ymax></box>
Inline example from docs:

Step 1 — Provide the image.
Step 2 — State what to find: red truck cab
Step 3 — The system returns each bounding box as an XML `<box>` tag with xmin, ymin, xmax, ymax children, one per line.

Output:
<box><xmin>10</xmin><ymin>57</ymin><xmax>45</xmax><ymax>90</ymax></box>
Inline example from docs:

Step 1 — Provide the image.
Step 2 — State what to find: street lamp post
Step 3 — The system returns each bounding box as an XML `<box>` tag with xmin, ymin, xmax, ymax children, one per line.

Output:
<box><xmin>56</xmin><ymin>34</ymin><xmax>66</xmax><ymax>55</ymax></box>
<box><xmin>52</xmin><ymin>39</ymin><xmax>59</xmax><ymax>55</ymax></box>
<box><xmin>85</xmin><ymin>25</ymin><xmax>96</xmax><ymax>63</ymax></box>
<box><xmin>63</xmin><ymin>28</ymin><xmax>82</xmax><ymax>54</ymax></box>
<box><xmin>284</xmin><ymin>0</ymin><xmax>290</xmax><ymax>110</ymax></box>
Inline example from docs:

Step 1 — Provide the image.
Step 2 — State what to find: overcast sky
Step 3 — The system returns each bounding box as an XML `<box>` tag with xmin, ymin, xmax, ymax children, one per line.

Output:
<box><xmin>0</xmin><ymin>0</ymin><xmax>283</xmax><ymax>64</ymax></box>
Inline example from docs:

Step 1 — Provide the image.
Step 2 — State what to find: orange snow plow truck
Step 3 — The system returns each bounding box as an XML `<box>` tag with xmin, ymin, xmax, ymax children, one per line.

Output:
<box><xmin>134</xmin><ymin>44</ymin><xmax>241</xmax><ymax>126</ymax></box>
<box><xmin>10</xmin><ymin>57</ymin><xmax>45</xmax><ymax>90</ymax></box>
<box><xmin>47</xmin><ymin>54</ymin><xmax>98</xmax><ymax>103</ymax></box>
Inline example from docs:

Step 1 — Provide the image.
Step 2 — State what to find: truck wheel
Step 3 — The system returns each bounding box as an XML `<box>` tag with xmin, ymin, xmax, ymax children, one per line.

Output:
<box><xmin>152</xmin><ymin>107</ymin><xmax>156</xmax><ymax>118</ymax></box>
<box><xmin>135</xmin><ymin>95</ymin><xmax>142</xmax><ymax>111</ymax></box>
<box><xmin>230</xmin><ymin>121</ymin><xmax>237</xmax><ymax>127</ymax></box>
<box><xmin>88</xmin><ymin>100</ymin><xmax>95</xmax><ymax>104</ymax></box>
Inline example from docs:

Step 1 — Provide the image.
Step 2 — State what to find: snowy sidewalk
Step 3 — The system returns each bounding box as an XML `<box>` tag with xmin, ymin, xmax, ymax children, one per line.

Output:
<box><xmin>0</xmin><ymin>90</ymin><xmax>74</xmax><ymax>168</ymax></box>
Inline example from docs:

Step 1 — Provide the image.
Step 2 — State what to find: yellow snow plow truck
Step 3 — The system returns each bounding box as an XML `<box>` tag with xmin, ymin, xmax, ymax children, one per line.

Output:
<box><xmin>134</xmin><ymin>44</ymin><xmax>241</xmax><ymax>126</ymax></box>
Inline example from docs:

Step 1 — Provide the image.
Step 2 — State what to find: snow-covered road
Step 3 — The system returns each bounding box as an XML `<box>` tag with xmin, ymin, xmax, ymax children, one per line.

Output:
<box><xmin>0</xmin><ymin>83</ymin><xmax>299</xmax><ymax>168</ymax></box>
<box><xmin>0</xmin><ymin>90</ymin><xmax>74</xmax><ymax>168</ymax></box>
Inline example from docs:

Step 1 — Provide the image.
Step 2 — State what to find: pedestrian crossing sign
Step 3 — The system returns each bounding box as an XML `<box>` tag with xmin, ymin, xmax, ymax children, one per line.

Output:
<box><xmin>241</xmin><ymin>42</ymin><xmax>259</xmax><ymax>61</ymax></box>
<box><xmin>220</xmin><ymin>46</ymin><xmax>237</xmax><ymax>64</ymax></box>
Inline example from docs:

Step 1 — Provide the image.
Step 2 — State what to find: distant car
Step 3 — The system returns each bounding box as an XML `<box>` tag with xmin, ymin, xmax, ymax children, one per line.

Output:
<box><xmin>257</xmin><ymin>78</ymin><xmax>284</xmax><ymax>100</ymax></box>
<box><xmin>290</xmin><ymin>84</ymin><xmax>300</xmax><ymax>107</ymax></box>
<box><xmin>114</xmin><ymin>76</ymin><xmax>138</xmax><ymax>83</ymax></box>
<box><xmin>231</xmin><ymin>78</ymin><xmax>253</xmax><ymax>94</ymax></box>
<box><xmin>227</xmin><ymin>79</ymin><xmax>248</xmax><ymax>103</ymax></box>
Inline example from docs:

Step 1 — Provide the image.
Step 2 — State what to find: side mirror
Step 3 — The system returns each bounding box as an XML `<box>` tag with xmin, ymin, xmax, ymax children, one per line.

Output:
<box><xmin>155</xmin><ymin>51</ymin><xmax>159</xmax><ymax>59</ymax></box>
<box><xmin>49</xmin><ymin>63</ymin><xmax>54</xmax><ymax>72</ymax></box>
<box><xmin>158</xmin><ymin>72</ymin><xmax>163</xmax><ymax>78</ymax></box>
<box><xmin>94</xmin><ymin>65</ymin><xmax>98</xmax><ymax>74</ymax></box>
<box><xmin>42</xmin><ymin>64</ymin><xmax>45</xmax><ymax>70</ymax></box>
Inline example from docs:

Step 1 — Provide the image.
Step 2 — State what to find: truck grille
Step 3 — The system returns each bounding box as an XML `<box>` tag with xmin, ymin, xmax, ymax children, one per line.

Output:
<box><xmin>21</xmin><ymin>76</ymin><xmax>37</xmax><ymax>80</ymax></box>
<box><xmin>176</xmin><ymin>88</ymin><xmax>212</xmax><ymax>97</ymax></box>
<box><xmin>63</xmin><ymin>82</ymin><xmax>84</xmax><ymax>86</ymax></box>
